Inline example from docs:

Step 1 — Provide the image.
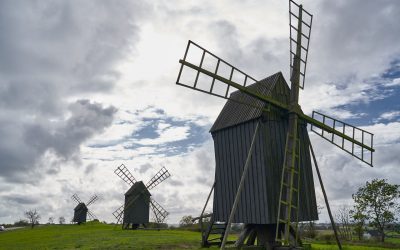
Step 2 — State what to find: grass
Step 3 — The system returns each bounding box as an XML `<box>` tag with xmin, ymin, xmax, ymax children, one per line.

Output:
<box><xmin>0</xmin><ymin>222</ymin><xmax>399</xmax><ymax>250</ymax></box>
<box><xmin>0</xmin><ymin>222</ymin><xmax>213</xmax><ymax>250</ymax></box>
<box><xmin>311</xmin><ymin>243</ymin><xmax>395</xmax><ymax>250</ymax></box>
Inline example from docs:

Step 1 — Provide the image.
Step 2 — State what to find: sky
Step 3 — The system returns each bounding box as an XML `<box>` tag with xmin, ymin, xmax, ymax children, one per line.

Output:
<box><xmin>0</xmin><ymin>0</ymin><xmax>399</xmax><ymax>225</ymax></box>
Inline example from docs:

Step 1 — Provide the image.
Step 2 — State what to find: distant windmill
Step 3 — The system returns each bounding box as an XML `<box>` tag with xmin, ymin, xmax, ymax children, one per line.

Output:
<box><xmin>175</xmin><ymin>0</ymin><xmax>374</xmax><ymax>249</ymax></box>
<box><xmin>112</xmin><ymin>164</ymin><xmax>171</xmax><ymax>229</ymax></box>
<box><xmin>71</xmin><ymin>194</ymin><xmax>99</xmax><ymax>225</ymax></box>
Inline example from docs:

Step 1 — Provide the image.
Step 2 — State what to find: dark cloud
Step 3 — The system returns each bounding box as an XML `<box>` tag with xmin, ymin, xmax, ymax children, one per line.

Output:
<box><xmin>313</xmin><ymin>0</ymin><xmax>400</xmax><ymax>82</ymax></box>
<box><xmin>0</xmin><ymin>100</ymin><xmax>116</xmax><ymax>182</ymax></box>
<box><xmin>138</xmin><ymin>163</ymin><xmax>152</xmax><ymax>174</ymax></box>
<box><xmin>0</xmin><ymin>0</ymin><xmax>147</xmax><ymax>182</ymax></box>
<box><xmin>85</xmin><ymin>163</ymin><xmax>97</xmax><ymax>175</ymax></box>
<box><xmin>168</xmin><ymin>178</ymin><xmax>184</xmax><ymax>186</ymax></box>
<box><xmin>2</xmin><ymin>195</ymin><xmax>38</xmax><ymax>205</ymax></box>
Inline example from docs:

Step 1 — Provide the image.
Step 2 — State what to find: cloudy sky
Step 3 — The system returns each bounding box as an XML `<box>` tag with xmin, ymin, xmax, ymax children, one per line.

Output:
<box><xmin>0</xmin><ymin>0</ymin><xmax>399</xmax><ymax>225</ymax></box>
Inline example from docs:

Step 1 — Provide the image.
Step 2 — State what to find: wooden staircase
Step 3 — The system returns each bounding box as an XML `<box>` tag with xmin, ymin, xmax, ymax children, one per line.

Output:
<box><xmin>201</xmin><ymin>217</ymin><xmax>236</xmax><ymax>247</ymax></box>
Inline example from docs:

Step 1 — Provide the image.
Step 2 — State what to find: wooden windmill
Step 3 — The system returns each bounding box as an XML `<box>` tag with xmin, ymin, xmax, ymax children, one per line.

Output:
<box><xmin>112</xmin><ymin>164</ymin><xmax>171</xmax><ymax>229</ymax></box>
<box><xmin>176</xmin><ymin>0</ymin><xmax>374</xmax><ymax>249</ymax></box>
<box><xmin>71</xmin><ymin>194</ymin><xmax>98</xmax><ymax>224</ymax></box>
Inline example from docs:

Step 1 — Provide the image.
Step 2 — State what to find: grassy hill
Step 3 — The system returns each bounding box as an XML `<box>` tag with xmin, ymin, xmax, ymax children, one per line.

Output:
<box><xmin>0</xmin><ymin>222</ymin><xmax>203</xmax><ymax>249</ymax></box>
<box><xmin>0</xmin><ymin>222</ymin><xmax>398</xmax><ymax>250</ymax></box>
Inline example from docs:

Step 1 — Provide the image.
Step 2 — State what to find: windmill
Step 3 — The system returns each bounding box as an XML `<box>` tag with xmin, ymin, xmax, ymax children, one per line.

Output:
<box><xmin>71</xmin><ymin>194</ymin><xmax>99</xmax><ymax>225</ymax></box>
<box><xmin>112</xmin><ymin>164</ymin><xmax>171</xmax><ymax>229</ymax></box>
<box><xmin>175</xmin><ymin>0</ymin><xmax>374</xmax><ymax>249</ymax></box>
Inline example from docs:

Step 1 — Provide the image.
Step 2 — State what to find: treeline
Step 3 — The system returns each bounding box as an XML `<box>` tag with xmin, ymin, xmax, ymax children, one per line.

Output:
<box><xmin>174</xmin><ymin>215</ymin><xmax>243</xmax><ymax>233</ymax></box>
<box><xmin>301</xmin><ymin>179</ymin><xmax>400</xmax><ymax>244</ymax></box>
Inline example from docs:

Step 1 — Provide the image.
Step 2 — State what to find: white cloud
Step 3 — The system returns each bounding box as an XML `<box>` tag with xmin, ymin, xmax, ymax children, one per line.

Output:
<box><xmin>377</xmin><ymin>110</ymin><xmax>400</xmax><ymax>122</ymax></box>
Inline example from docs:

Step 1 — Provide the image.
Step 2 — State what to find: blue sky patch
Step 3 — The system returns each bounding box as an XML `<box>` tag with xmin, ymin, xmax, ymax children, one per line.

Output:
<box><xmin>331</xmin><ymin>59</ymin><xmax>400</xmax><ymax>126</ymax></box>
<box><xmin>126</xmin><ymin>107</ymin><xmax>211</xmax><ymax>157</ymax></box>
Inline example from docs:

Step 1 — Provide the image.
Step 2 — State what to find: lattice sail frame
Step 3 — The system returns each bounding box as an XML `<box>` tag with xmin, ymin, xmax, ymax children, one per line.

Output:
<box><xmin>289</xmin><ymin>0</ymin><xmax>312</xmax><ymax>89</ymax></box>
<box><xmin>87</xmin><ymin>195</ymin><xmax>99</xmax><ymax>207</ymax></box>
<box><xmin>71</xmin><ymin>194</ymin><xmax>82</xmax><ymax>204</ymax></box>
<box><xmin>87</xmin><ymin>210</ymin><xmax>97</xmax><ymax>221</ymax></box>
<box><xmin>114</xmin><ymin>164</ymin><xmax>137</xmax><ymax>186</ymax></box>
<box><xmin>311</xmin><ymin>111</ymin><xmax>373</xmax><ymax>166</ymax></box>
<box><xmin>112</xmin><ymin>204</ymin><xmax>124</xmax><ymax>224</ymax></box>
<box><xmin>176</xmin><ymin>41</ymin><xmax>375</xmax><ymax>165</ymax></box>
<box><xmin>176</xmin><ymin>41</ymin><xmax>272</xmax><ymax>112</ymax></box>
<box><xmin>146</xmin><ymin>167</ymin><xmax>171</xmax><ymax>190</ymax></box>
<box><xmin>150</xmin><ymin>198</ymin><xmax>169</xmax><ymax>224</ymax></box>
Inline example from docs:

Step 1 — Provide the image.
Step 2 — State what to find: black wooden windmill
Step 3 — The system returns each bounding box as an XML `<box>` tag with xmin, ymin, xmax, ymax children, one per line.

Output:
<box><xmin>176</xmin><ymin>0</ymin><xmax>374</xmax><ymax>249</ymax></box>
<box><xmin>71</xmin><ymin>194</ymin><xmax>98</xmax><ymax>224</ymax></box>
<box><xmin>112</xmin><ymin>164</ymin><xmax>171</xmax><ymax>229</ymax></box>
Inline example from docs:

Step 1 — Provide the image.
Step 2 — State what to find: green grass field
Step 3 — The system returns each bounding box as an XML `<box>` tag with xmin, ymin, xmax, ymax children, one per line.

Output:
<box><xmin>0</xmin><ymin>222</ymin><xmax>398</xmax><ymax>250</ymax></box>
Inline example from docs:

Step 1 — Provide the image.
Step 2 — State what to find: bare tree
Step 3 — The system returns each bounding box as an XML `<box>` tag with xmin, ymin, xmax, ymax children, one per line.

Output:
<box><xmin>48</xmin><ymin>217</ymin><xmax>54</xmax><ymax>224</ymax></box>
<box><xmin>179</xmin><ymin>215</ymin><xmax>194</xmax><ymax>227</ymax></box>
<box><xmin>59</xmin><ymin>216</ymin><xmax>66</xmax><ymax>225</ymax></box>
<box><xmin>25</xmin><ymin>209</ymin><xmax>40</xmax><ymax>228</ymax></box>
<box><xmin>336</xmin><ymin>205</ymin><xmax>352</xmax><ymax>241</ymax></box>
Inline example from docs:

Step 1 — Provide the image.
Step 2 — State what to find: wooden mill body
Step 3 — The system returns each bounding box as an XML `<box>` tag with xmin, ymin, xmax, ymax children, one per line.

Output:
<box><xmin>211</xmin><ymin>72</ymin><xmax>318</xmax><ymax>224</ymax></box>
<box><xmin>123</xmin><ymin>181</ymin><xmax>151</xmax><ymax>225</ymax></box>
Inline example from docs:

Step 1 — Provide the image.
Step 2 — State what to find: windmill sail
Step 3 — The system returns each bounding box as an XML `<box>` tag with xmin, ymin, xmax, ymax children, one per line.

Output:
<box><xmin>150</xmin><ymin>198</ymin><xmax>169</xmax><ymax>224</ymax></box>
<box><xmin>112</xmin><ymin>204</ymin><xmax>125</xmax><ymax>224</ymax></box>
<box><xmin>146</xmin><ymin>167</ymin><xmax>171</xmax><ymax>190</ymax></box>
<box><xmin>114</xmin><ymin>164</ymin><xmax>137</xmax><ymax>186</ymax></box>
<box><xmin>177</xmin><ymin>42</ymin><xmax>375</xmax><ymax>167</ymax></box>
<box><xmin>71</xmin><ymin>194</ymin><xmax>82</xmax><ymax>204</ymax></box>
<box><xmin>86</xmin><ymin>195</ymin><xmax>98</xmax><ymax>206</ymax></box>
<box><xmin>289</xmin><ymin>0</ymin><xmax>312</xmax><ymax>89</ymax></box>
<box><xmin>311</xmin><ymin>111</ymin><xmax>374</xmax><ymax>166</ymax></box>
<box><xmin>87</xmin><ymin>210</ymin><xmax>97</xmax><ymax>221</ymax></box>
<box><xmin>176</xmin><ymin>41</ymin><xmax>286</xmax><ymax>112</ymax></box>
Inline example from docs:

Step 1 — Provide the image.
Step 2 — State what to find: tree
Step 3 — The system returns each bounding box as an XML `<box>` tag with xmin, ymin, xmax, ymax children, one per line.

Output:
<box><xmin>336</xmin><ymin>205</ymin><xmax>352</xmax><ymax>241</ymax></box>
<box><xmin>352</xmin><ymin>179</ymin><xmax>400</xmax><ymax>242</ymax></box>
<box><xmin>59</xmin><ymin>216</ymin><xmax>66</xmax><ymax>225</ymax></box>
<box><xmin>25</xmin><ymin>209</ymin><xmax>40</xmax><ymax>228</ymax></box>
<box><xmin>179</xmin><ymin>215</ymin><xmax>194</xmax><ymax>227</ymax></box>
<box><xmin>48</xmin><ymin>217</ymin><xmax>54</xmax><ymax>224</ymax></box>
<box><xmin>350</xmin><ymin>202</ymin><xmax>367</xmax><ymax>241</ymax></box>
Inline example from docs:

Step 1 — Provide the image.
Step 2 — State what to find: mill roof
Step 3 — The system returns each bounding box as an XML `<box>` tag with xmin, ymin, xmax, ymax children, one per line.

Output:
<box><xmin>74</xmin><ymin>203</ymin><xmax>88</xmax><ymax>211</ymax></box>
<box><xmin>125</xmin><ymin>181</ymin><xmax>151</xmax><ymax>198</ymax></box>
<box><xmin>210</xmin><ymin>72</ymin><xmax>289</xmax><ymax>133</ymax></box>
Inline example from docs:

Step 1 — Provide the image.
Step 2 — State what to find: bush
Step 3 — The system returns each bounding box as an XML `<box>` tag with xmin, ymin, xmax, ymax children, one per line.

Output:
<box><xmin>14</xmin><ymin>219</ymin><xmax>30</xmax><ymax>227</ymax></box>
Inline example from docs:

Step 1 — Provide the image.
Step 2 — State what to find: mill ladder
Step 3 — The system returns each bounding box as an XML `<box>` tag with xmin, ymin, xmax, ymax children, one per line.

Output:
<box><xmin>276</xmin><ymin>127</ymin><xmax>301</xmax><ymax>246</ymax></box>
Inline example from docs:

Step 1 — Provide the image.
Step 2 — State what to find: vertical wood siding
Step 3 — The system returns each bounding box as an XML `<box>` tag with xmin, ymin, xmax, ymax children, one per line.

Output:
<box><xmin>123</xmin><ymin>182</ymin><xmax>150</xmax><ymax>224</ymax></box>
<box><xmin>212</xmin><ymin>118</ymin><xmax>318</xmax><ymax>224</ymax></box>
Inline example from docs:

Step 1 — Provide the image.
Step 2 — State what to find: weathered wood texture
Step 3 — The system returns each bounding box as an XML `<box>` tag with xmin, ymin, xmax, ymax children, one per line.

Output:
<box><xmin>123</xmin><ymin>181</ymin><xmax>151</xmax><ymax>224</ymax></box>
<box><xmin>211</xmin><ymin>72</ymin><xmax>318</xmax><ymax>224</ymax></box>
<box><xmin>73</xmin><ymin>203</ymin><xmax>88</xmax><ymax>223</ymax></box>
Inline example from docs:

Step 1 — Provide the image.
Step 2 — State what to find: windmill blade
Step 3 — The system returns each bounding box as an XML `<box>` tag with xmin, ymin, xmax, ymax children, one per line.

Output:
<box><xmin>112</xmin><ymin>204</ymin><xmax>125</xmax><ymax>224</ymax></box>
<box><xmin>150</xmin><ymin>198</ymin><xmax>169</xmax><ymax>224</ymax></box>
<box><xmin>146</xmin><ymin>167</ymin><xmax>171</xmax><ymax>190</ymax></box>
<box><xmin>71</xmin><ymin>194</ymin><xmax>82</xmax><ymax>204</ymax></box>
<box><xmin>114</xmin><ymin>164</ymin><xmax>137</xmax><ymax>186</ymax></box>
<box><xmin>86</xmin><ymin>195</ymin><xmax>98</xmax><ymax>207</ymax></box>
<box><xmin>289</xmin><ymin>0</ymin><xmax>313</xmax><ymax>89</ymax></box>
<box><xmin>309</xmin><ymin>111</ymin><xmax>374</xmax><ymax>166</ymax></box>
<box><xmin>177</xmin><ymin>40</ymin><xmax>289</xmax><ymax>112</ymax></box>
<box><xmin>87</xmin><ymin>210</ymin><xmax>97</xmax><ymax>221</ymax></box>
<box><xmin>177</xmin><ymin>41</ymin><xmax>375</xmax><ymax>167</ymax></box>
